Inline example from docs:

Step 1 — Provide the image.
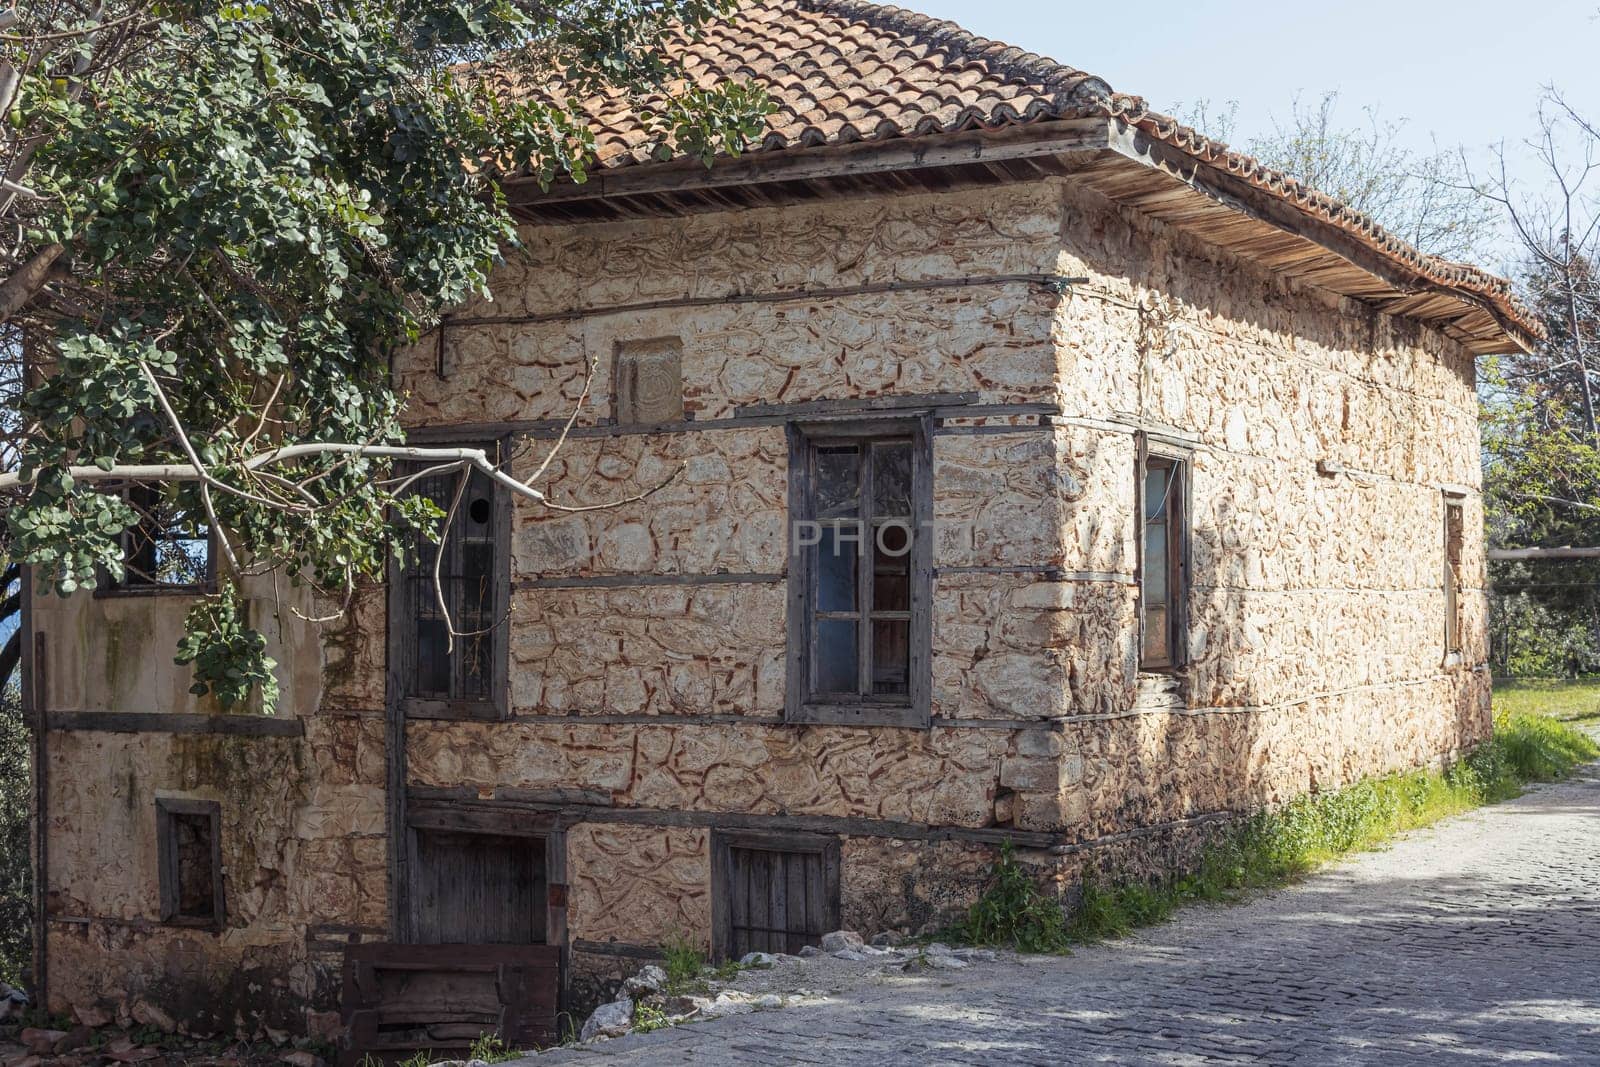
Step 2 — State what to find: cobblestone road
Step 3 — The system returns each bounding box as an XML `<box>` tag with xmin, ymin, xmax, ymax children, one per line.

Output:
<box><xmin>533</xmin><ymin>757</ymin><xmax>1600</xmax><ymax>1065</ymax></box>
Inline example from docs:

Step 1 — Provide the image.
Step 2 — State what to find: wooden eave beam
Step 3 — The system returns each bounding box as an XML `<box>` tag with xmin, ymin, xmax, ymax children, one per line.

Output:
<box><xmin>1099</xmin><ymin>119</ymin><xmax>1535</xmax><ymax>355</ymax></box>
<box><xmin>503</xmin><ymin>118</ymin><xmax>1109</xmax><ymax>207</ymax></box>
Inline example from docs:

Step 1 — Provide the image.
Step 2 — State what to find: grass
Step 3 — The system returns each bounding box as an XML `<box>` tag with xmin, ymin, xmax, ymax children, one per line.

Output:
<box><xmin>469</xmin><ymin>1033</ymin><xmax>521</xmax><ymax>1063</ymax></box>
<box><xmin>956</xmin><ymin>705</ymin><xmax>1599</xmax><ymax>949</ymax></box>
<box><xmin>1492</xmin><ymin>676</ymin><xmax>1600</xmax><ymax>723</ymax></box>
<box><xmin>658</xmin><ymin>932</ymin><xmax>740</xmax><ymax>996</ymax></box>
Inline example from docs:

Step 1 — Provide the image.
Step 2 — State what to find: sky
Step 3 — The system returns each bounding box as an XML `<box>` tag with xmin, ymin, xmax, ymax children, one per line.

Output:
<box><xmin>917</xmin><ymin>0</ymin><xmax>1600</xmax><ymax>269</ymax></box>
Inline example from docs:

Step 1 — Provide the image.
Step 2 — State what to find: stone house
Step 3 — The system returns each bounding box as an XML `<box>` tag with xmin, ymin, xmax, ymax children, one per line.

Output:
<box><xmin>21</xmin><ymin>0</ymin><xmax>1536</xmax><ymax>1051</ymax></box>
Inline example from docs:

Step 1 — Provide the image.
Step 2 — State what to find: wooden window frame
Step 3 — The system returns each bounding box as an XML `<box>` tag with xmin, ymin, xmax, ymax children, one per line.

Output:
<box><xmin>784</xmin><ymin>415</ymin><xmax>933</xmax><ymax>728</ymax></box>
<box><xmin>388</xmin><ymin>433</ymin><xmax>512</xmax><ymax>722</ymax></box>
<box><xmin>1443</xmin><ymin>493</ymin><xmax>1465</xmax><ymax>659</ymax></box>
<box><xmin>156</xmin><ymin>797</ymin><xmax>224</xmax><ymax>930</ymax></box>
<box><xmin>710</xmin><ymin>829</ymin><xmax>841</xmax><ymax>962</ymax></box>
<box><xmin>1137</xmin><ymin>437</ymin><xmax>1189</xmax><ymax>672</ymax></box>
<box><xmin>96</xmin><ymin>483</ymin><xmax>217</xmax><ymax>598</ymax></box>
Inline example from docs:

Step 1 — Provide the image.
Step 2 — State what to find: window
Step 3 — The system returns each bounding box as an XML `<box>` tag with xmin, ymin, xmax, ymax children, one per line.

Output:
<box><xmin>1444</xmin><ymin>495</ymin><xmax>1465</xmax><ymax>657</ymax></box>
<box><xmin>1139</xmin><ymin>448</ymin><xmax>1187</xmax><ymax>670</ymax></box>
<box><xmin>156</xmin><ymin>798</ymin><xmax>223</xmax><ymax>928</ymax></box>
<box><xmin>104</xmin><ymin>484</ymin><xmax>213</xmax><ymax>593</ymax></box>
<box><xmin>711</xmin><ymin>831</ymin><xmax>840</xmax><ymax>960</ymax></box>
<box><xmin>785</xmin><ymin>419</ymin><xmax>931</xmax><ymax>726</ymax></box>
<box><xmin>394</xmin><ymin>446</ymin><xmax>508</xmax><ymax>719</ymax></box>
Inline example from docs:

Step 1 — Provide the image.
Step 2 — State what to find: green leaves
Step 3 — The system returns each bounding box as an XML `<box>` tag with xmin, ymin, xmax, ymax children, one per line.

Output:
<box><xmin>9</xmin><ymin>0</ymin><xmax>769</xmax><ymax>713</ymax></box>
<box><xmin>174</xmin><ymin>585</ymin><xmax>281</xmax><ymax>712</ymax></box>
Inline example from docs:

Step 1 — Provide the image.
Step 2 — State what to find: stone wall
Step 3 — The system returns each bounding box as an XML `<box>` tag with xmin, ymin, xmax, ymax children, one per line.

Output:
<box><xmin>36</xmin><ymin>173</ymin><xmax>1492</xmax><ymax>1029</ymax></box>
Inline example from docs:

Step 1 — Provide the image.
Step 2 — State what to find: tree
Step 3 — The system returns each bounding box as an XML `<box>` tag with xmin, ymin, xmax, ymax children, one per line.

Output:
<box><xmin>1174</xmin><ymin>92</ymin><xmax>1501</xmax><ymax>263</ymax></box>
<box><xmin>1472</xmin><ymin>92</ymin><xmax>1600</xmax><ymax>674</ymax></box>
<box><xmin>0</xmin><ymin>0</ymin><xmax>769</xmax><ymax>705</ymax></box>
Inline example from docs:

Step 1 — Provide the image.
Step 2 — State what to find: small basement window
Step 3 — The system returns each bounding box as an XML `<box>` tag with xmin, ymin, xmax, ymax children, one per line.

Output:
<box><xmin>711</xmin><ymin>831</ymin><xmax>840</xmax><ymax>960</ymax></box>
<box><xmin>104</xmin><ymin>484</ymin><xmax>214</xmax><ymax>594</ymax></box>
<box><xmin>409</xmin><ymin>829</ymin><xmax>547</xmax><ymax>945</ymax></box>
<box><xmin>1139</xmin><ymin>449</ymin><xmax>1187</xmax><ymax>670</ymax></box>
<box><xmin>156</xmin><ymin>798</ymin><xmax>223</xmax><ymax>928</ymax></box>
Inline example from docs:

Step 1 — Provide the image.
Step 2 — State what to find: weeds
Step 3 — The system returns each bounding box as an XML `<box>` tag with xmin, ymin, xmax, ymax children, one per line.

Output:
<box><xmin>469</xmin><ymin>1032</ymin><xmax>520</xmax><ymax>1063</ymax></box>
<box><xmin>953</xmin><ymin>842</ymin><xmax>1072</xmax><ymax>953</ymax></box>
<box><xmin>965</xmin><ymin>710</ymin><xmax>1597</xmax><ymax>947</ymax></box>
<box><xmin>660</xmin><ymin>933</ymin><xmax>707</xmax><ymax>994</ymax></box>
<box><xmin>632</xmin><ymin>1002</ymin><xmax>672</xmax><ymax>1033</ymax></box>
<box><xmin>394</xmin><ymin>1051</ymin><xmax>433</xmax><ymax>1067</ymax></box>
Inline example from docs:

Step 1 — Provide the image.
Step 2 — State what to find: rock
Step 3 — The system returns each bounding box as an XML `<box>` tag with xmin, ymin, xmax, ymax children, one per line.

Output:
<box><xmin>20</xmin><ymin>1031</ymin><xmax>67</xmax><ymax>1057</ymax></box>
<box><xmin>69</xmin><ymin>1006</ymin><xmax>108</xmax><ymax>1030</ymax></box>
<box><xmin>699</xmin><ymin>992</ymin><xmax>755</xmax><ymax>1019</ymax></box>
<box><xmin>869</xmin><ymin>931</ymin><xmax>903</xmax><ymax>947</ymax></box>
<box><xmin>658</xmin><ymin>995</ymin><xmax>708</xmax><ymax>1017</ymax></box>
<box><xmin>923</xmin><ymin>942</ymin><xmax>953</xmax><ymax>956</ymax></box>
<box><xmin>738</xmin><ymin>952</ymin><xmax>777</xmax><ymax>968</ymax></box>
<box><xmin>105</xmin><ymin>1048</ymin><xmax>159</xmax><ymax>1064</ymax></box>
<box><xmin>623</xmin><ymin>964</ymin><xmax>667</xmax><ymax>997</ymax></box>
<box><xmin>280</xmin><ymin>1052</ymin><xmax>321</xmax><ymax>1067</ymax></box>
<box><xmin>797</xmin><ymin>945</ymin><xmax>822</xmax><ymax>958</ymax></box>
<box><xmin>754</xmin><ymin>994</ymin><xmax>782</xmax><ymax>1010</ymax></box>
<box><xmin>579</xmin><ymin>996</ymin><xmax>634</xmax><ymax>1042</ymax></box>
<box><xmin>53</xmin><ymin>1028</ymin><xmax>90</xmax><ymax>1054</ymax></box>
<box><xmin>819</xmin><ymin>930</ymin><xmax>864</xmax><ymax>953</ymax></box>
<box><xmin>772</xmin><ymin>953</ymin><xmax>804</xmax><ymax>964</ymax></box>
<box><xmin>951</xmin><ymin>948</ymin><xmax>997</xmax><ymax>962</ymax></box>
<box><xmin>3</xmin><ymin>1056</ymin><xmax>41</xmax><ymax>1067</ymax></box>
<box><xmin>927</xmin><ymin>954</ymin><xmax>968</xmax><ymax>970</ymax></box>
<box><xmin>105</xmin><ymin>1038</ymin><xmax>136</xmax><ymax>1056</ymax></box>
<box><xmin>130</xmin><ymin>999</ymin><xmax>175</xmax><ymax>1033</ymax></box>
<box><xmin>305</xmin><ymin>1011</ymin><xmax>342</xmax><ymax>1043</ymax></box>
<box><xmin>831</xmin><ymin>949</ymin><xmax>868</xmax><ymax>961</ymax></box>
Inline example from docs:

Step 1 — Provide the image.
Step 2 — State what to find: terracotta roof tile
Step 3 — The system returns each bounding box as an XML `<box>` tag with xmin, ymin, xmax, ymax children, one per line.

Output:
<box><xmin>520</xmin><ymin>0</ymin><xmax>1536</xmax><ymax>344</ymax></box>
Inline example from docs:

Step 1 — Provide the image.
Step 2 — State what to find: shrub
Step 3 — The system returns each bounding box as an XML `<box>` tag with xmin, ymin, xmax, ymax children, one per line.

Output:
<box><xmin>954</xmin><ymin>842</ymin><xmax>1071</xmax><ymax>953</ymax></box>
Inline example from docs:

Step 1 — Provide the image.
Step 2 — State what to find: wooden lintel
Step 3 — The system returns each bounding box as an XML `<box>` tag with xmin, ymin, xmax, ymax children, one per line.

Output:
<box><xmin>517</xmin><ymin>571</ymin><xmax>784</xmax><ymax>591</ymax></box>
<box><xmin>45</xmin><ymin>711</ymin><xmax>306</xmax><ymax>737</ymax></box>
<box><xmin>733</xmin><ymin>390</ymin><xmax>979</xmax><ymax>418</ymax></box>
<box><xmin>504</xmin><ymin>119</ymin><xmax>1109</xmax><ymax>207</ymax></box>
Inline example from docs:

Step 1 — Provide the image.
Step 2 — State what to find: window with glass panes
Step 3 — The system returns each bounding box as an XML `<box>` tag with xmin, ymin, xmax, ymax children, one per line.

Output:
<box><xmin>1139</xmin><ymin>452</ymin><xmax>1186</xmax><ymax>670</ymax></box>
<box><xmin>396</xmin><ymin>456</ymin><xmax>505</xmax><ymax>718</ymax></box>
<box><xmin>787</xmin><ymin>421</ymin><xmax>930</xmax><ymax>726</ymax></box>
<box><xmin>104</xmin><ymin>483</ymin><xmax>214</xmax><ymax>593</ymax></box>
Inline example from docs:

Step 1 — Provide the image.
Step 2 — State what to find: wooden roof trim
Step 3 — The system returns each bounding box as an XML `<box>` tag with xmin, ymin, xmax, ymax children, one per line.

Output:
<box><xmin>1099</xmin><ymin>120</ymin><xmax>1539</xmax><ymax>355</ymax></box>
<box><xmin>503</xmin><ymin>118</ymin><xmax>1107</xmax><ymax>207</ymax></box>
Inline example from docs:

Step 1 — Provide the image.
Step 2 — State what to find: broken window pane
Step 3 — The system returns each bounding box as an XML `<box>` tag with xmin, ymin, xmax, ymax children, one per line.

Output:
<box><xmin>116</xmin><ymin>484</ymin><xmax>211</xmax><ymax>589</ymax></box>
<box><xmin>816</xmin><ymin>524</ymin><xmax>858</xmax><ymax>612</ymax></box>
<box><xmin>871</xmin><ymin>442</ymin><xmax>912</xmax><ymax>517</ymax></box>
<box><xmin>173</xmin><ymin>813</ymin><xmax>215</xmax><ymax>919</ymax></box>
<box><xmin>871</xmin><ymin>620</ymin><xmax>909</xmax><ymax>695</ymax></box>
<box><xmin>872</xmin><ymin>529</ymin><xmax>910</xmax><ymax>612</ymax></box>
<box><xmin>814</xmin><ymin>447</ymin><xmax>860</xmax><ymax>519</ymax></box>
<box><xmin>814</xmin><ymin>619</ymin><xmax>858</xmax><ymax>694</ymax></box>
